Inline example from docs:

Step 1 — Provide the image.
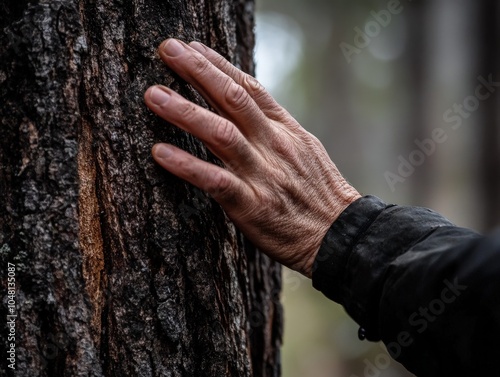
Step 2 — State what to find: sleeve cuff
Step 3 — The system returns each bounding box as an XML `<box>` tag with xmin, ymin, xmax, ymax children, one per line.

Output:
<box><xmin>312</xmin><ymin>195</ymin><xmax>454</xmax><ymax>341</ymax></box>
<box><xmin>312</xmin><ymin>195</ymin><xmax>389</xmax><ymax>303</ymax></box>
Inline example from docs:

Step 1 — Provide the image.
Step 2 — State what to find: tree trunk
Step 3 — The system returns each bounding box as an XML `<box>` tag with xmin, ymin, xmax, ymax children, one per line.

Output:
<box><xmin>0</xmin><ymin>1</ymin><xmax>282</xmax><ymax>376</ymax></box>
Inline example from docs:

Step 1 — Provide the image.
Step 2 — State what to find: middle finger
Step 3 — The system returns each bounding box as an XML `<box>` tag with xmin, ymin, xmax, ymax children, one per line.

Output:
<box><xmin>158</xmin><ymin>39</ymin><xmax>270</xmax><ymax>139</ymax></box>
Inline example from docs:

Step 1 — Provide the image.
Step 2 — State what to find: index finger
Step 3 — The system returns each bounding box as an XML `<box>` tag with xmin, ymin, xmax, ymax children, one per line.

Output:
<box><xmin>189</xmin><ymin>41</ymin><xmax>284</xmax><ymax>119</ymax></box>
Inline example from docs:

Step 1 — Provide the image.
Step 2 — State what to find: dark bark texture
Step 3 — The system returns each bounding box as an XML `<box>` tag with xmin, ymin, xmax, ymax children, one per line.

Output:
<box><xmin>0</xmin><ymin>1</ymin><xmax>282</xmax><ymax>376</ymax></box>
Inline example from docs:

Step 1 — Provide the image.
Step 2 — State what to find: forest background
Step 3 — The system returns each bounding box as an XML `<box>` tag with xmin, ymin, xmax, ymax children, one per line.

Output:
<box><xmin>255</xmin><ymin>0</ymin><xmax>500</xmax><ymax>376</ymax></box>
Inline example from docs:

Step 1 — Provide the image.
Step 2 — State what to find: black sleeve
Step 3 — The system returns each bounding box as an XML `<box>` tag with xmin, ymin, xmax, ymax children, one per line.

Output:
<box><xmin>312</xmin><ymin>195</ymin><xmax>500</xmax><ymax>377</ymax></box>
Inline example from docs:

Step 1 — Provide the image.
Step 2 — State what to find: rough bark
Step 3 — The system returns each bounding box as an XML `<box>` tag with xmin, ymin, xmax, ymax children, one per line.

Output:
<box><xmin>0</xmin><ymin>1</ymin><xmax>282</xmax><ymax>376</ymax></box>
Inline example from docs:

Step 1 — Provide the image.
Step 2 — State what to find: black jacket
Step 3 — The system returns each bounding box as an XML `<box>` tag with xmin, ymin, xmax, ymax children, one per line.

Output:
<box><xmin>312</xmin><ymin>196</ymin><xmax>500</xmax><ymax>377</ymax></box>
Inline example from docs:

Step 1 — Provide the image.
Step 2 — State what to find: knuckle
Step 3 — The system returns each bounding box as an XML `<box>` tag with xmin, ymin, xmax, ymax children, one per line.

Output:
<box><xmin>207</xmin><ymin>170</ymin><xmax>232</xmax><ymax>197</ymax></box>
<box><xmin>223</xmin><ymin>159</ymin><xmax>242</xmax><ymax>175</ymax></box>
<box><xmin>299</xmin><ymin>130</ymin><xmax>317</xmax><ymax>145</ymax></box>
<box><xmin>178</xmin><ymin>101</ymin><xmax>197</xmax><ymax>121</ymax></box>
<box><xmin>242</xmin><ymin>75</ymin><xmax>289</xmax><ymax>119</ymax></box>
<box><xmin>270</xmin><ymin>131</ymin><xmax>297</xmax><ymax>158</ymax></box>
<box><xmin>303</xmin><ymin>131</ymin><xmax>326</xmax><ymax>151</ymax></box>
<box><xmin>306</xmin><ymin>132</ymin><xmax>321</xmax><ymax>145</ymax></box>
<box><xmin>214</xmin><ymin>54</ymin><xmax>228</xmax><ymax>69</ymax></box>
<box><xmin>256</xmin><ymin>188</ymin><xmax>276</xmax><ymax>208</ymax></box>
<box><xmin>189</xmin><ymin>54</ymin><xmax>212</xmax><ymax>77</ymax></box>
<box><xmin>177</xmin><ymin>157</ymin><xmax>195</xmax><ymax>176</ymax></box>
<box><xmin>225</xmin><ymin>82</ymin><xmax>250</xmax><ymax>111</ymax></box>
<box><xmin>267</xmin><ymin>106</ymin><xmax>289</xmax><ymax>122</ymax></box>
<box><xmin>244</xmin><ymin>75</ymin><xmax>265</xmax><ymax>96</ymax></box>
<box><xmin>213</xmin><ymin>119</ymin><xmax>239</xmax><ymax>148</ymax></box>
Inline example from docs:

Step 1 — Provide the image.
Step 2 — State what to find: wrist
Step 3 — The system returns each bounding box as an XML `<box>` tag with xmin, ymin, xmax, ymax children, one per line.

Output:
<box><xmin>301</xmin><ymin>186</ymin><xmax>361</xmax><ymax>278</ymax></box>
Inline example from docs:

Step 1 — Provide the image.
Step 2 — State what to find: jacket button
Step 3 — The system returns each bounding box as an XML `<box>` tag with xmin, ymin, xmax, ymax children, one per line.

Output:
<box><xmin>358</xmin><ymin>327</ymin><xmax>367</xmax><ymax>340</ymax></box>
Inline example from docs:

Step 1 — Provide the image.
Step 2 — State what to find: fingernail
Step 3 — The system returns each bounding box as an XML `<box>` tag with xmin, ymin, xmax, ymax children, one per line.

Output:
<box><xmin>149</xmin><ymin>87</ymin><xmax>170</xmax><ymax>106</ymax></box>
<box><xmin>162</xmin><ymin>39</ymin><xmax>185</xmax><ymax>57</ymax></box>
<box><xmin>153</xmin><ymin>144</ymin><xmax>172</xmax><ymax>159</ymax></box>
<box><xmin>190</xmin><ymin>41</ymin><xmax>206</xmax><ymax>53</ymax></box>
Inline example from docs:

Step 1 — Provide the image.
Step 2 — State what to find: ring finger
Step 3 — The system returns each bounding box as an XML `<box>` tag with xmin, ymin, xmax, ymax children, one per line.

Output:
<box><xmin>145</xmin><ymin>85</ymin><xmax>258</xmax><ymax>171</ymax></box>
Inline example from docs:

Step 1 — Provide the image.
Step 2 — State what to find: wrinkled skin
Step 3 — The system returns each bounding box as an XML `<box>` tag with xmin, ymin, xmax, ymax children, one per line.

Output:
<box><xmin>144</xmin><ymin>39</ymin><xmax>361</xmax><ymax>277</ymax></box>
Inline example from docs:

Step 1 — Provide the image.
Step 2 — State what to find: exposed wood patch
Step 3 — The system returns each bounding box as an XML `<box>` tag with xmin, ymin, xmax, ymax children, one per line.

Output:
<box><xmin>78</xmin><ymin>117</ymin><xmax>105</xmax><ymax>347</ymax></box>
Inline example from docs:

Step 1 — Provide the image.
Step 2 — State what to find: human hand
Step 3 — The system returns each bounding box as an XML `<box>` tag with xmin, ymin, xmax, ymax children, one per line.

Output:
<box><xmin>144</xmin><ymin>39</ymin><xmax>361</xmax><ymax>278</ymax></box>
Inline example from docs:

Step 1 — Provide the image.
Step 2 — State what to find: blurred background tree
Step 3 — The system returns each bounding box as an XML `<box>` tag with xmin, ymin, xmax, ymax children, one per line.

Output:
<box><xmin>254</xmin><ymin>0</ymin><xmax>500</xmax><ymax>376</ymax></box>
